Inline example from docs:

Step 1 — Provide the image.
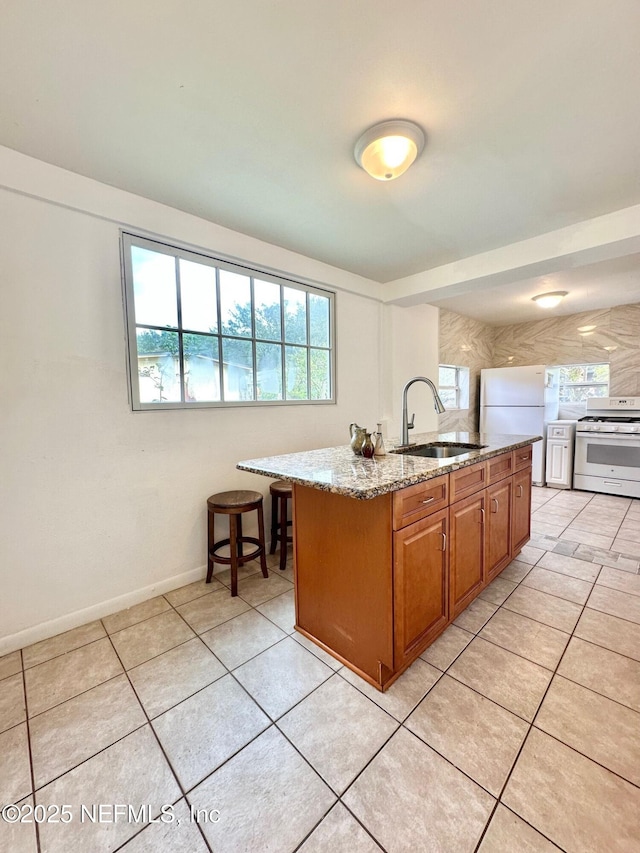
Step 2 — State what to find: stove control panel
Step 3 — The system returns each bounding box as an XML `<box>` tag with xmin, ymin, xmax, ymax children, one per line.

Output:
<box><xmin>578</xmin><ymin>422</ymin><xmax>640</xmax><ymax>433</ymax></box>
<box><xmin>586</xmin><ymin>397</ymin><xmax>638</xmax><ymax>412</ymax></box>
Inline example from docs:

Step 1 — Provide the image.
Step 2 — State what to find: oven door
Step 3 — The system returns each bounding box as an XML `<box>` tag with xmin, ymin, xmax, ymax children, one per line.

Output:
<box><xmin>574</xmin><ymin>431</ymin><xmax>640</xmax><ymax>482</ymax></box>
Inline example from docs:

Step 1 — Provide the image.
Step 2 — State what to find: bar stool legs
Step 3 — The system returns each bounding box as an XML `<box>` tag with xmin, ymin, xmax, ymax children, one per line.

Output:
<box><xmin>269</xmin><ymin>480</ymin><xmax>293</xmax><ymax>571</ymax></box>
<box><xmin>207</xmin><ymin>490</ymin><xmax>268</xmax><ymax>596</ymax></box>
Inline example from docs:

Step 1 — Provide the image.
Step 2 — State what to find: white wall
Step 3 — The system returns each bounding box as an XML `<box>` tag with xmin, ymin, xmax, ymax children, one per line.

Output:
<box><xmin>381</xmin><ymin>304</ymin><xmax>441</xmax><ymax>439</ymax></box>
<box><xmin>0</xmin><ymin>149</ymin><xmax>440</xmax><ymax>653</ymax></box>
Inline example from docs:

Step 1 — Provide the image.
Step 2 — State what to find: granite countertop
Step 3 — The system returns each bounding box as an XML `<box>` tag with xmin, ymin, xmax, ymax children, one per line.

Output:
<box><xmin>237</xmin><ymin>431</ymin><xmax>542</xmax><ymax>500</ymax></box>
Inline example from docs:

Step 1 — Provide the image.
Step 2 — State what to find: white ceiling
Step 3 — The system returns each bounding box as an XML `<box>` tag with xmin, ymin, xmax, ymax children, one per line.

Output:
<box><xmin>429</xmin><ymin>253</ymin><xmax>640</xmax><ymax>326</ymax></box>
<box><xmin>2</xmin><ymin>0</ymin><xmax>640</xmax><ymax>320</ymax></box>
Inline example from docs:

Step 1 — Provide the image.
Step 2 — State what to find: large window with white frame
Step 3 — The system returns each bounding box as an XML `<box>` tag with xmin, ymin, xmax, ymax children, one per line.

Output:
<box><xmin>121</xmin><ymin>233</ymin><xmax>335</xmax><ymax>410</ymax></box>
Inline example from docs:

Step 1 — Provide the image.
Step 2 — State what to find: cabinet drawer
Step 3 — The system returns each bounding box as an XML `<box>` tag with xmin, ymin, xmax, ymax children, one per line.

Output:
<box><xmin>449</xmin><ymin>460</ymin><xmax>487</xmax><ymax>503</ymax></box>
<box><xmin>486</xmin><ymin>451</ymin><xmax>514</xmax><ymax>485</ymax></box>
<box><xmin>393</xmin><ymin>474</ymin><xmax>448</xmax><ymax>530</ymax></box>
<box><xmin>513</xmin><ymin>445</ymin><xmax>533</xmax><ymax>471</ymax></box>
<box><xmin>548</xmin><ymin>424</ymin><xmax>572</xmax><ymax>439</ymax></box>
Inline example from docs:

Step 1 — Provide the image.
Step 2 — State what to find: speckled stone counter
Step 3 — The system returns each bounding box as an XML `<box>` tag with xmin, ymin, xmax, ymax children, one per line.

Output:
<box><xmin>236</xmin><ymin>431</ymin><xmax>542</xmax><ymax>499</ymax></box>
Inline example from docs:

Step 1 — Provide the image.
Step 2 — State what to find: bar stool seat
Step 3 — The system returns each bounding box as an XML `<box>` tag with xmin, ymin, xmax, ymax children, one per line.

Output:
<box><xmin>207</xmin><ymin>490</ymin><xmax>268</xmax><ymax>596</ymax></box>
<box><xmin>269</xmin><ymin>480</ymin><xmax>293</xmax><ymax>571</ymax></box>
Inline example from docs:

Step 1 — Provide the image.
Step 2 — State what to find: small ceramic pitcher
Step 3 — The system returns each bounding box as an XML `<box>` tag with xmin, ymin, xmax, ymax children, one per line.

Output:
<box><xmin>349</xmin><ymin>423</ymin><xmax>366</xmax><ymax>455</ymax></box>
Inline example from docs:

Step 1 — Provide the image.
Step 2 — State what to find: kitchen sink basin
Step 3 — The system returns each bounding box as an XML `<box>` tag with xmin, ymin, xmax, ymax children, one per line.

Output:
<box><xmin>392</xmin><ymin>442</ymin><xmax>486</xmax><ymax>458</ymax></box>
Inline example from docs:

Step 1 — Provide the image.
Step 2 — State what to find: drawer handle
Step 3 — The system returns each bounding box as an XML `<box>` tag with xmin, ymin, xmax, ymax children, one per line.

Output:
<box><xmin>422</xmin><ymin>497</ymin><xmax>435</xmax><ymax>504</ymax></box>
<box><xmin>441</xmin><ymin>532</ymin><xmax>447</xmax><ymax>552</ymax></box>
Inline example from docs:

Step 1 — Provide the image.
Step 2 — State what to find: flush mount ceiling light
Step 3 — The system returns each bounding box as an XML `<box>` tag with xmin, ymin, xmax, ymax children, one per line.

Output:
<box><xmin>531</xmin><ymin>291</ymin><xmax>568</xmax><ymax>309</ymax></box>
<box><xmin>354</xmin><ymin>120</ymin><xmax>425</xmax><ymax>181</ymax></box>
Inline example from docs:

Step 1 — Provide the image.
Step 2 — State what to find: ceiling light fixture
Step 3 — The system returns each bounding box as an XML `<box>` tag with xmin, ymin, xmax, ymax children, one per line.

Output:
<box><xmin>354</xmin><ymin>120</ymin><xmax>425</xmax><ymax>181</ymax></box>
<box><xmin>531</xmin><ymin>291</ymin><xmax>568</xmax><ymax>309</ymax></box>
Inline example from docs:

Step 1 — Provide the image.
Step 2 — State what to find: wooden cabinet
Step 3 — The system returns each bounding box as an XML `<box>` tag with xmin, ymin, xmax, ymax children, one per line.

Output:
<box><xmin>394</xmin><ymin>508</ymin><xmax>448</xmax><ymax>668</ymax></box>
<box><xmin>512</xmin><ymin>466</ymin><xmax>532</xmax><ymax>553</ymax></box>
<box><xmin>485</xmin><ymin>477</ymin><xmax>513</xmax><ymax>581</ymax></box>
<box><xmin>514</xmin><ymin>444</ymin><xmax>533</xmax><ymax>471</ymax></box>
<box><xmin>292</xmin><ymin>442</ymin><xmax>535</xmax><ymax>693</ymax></box>
<box><xmin>293</xmin><ymin>486</ymin><xmax>394</xmax><ymax>687</ymax></box>
<box><xmin>449</xmin><ymin>491</ymin><xmax>485</xmax><ymax>618</ymax></box>
<box><xmin>393</xmin><ymin>474</ymin><xmax>448</xmax><ymax>529</ymax></box>
<box><xmin>449</xmin><ymin>460</ymin><xmax>487</xmax><ymax>503</ymax></box>
<box><xmin>449</xmin><ymin>450</ymin><xmax>514</xmax><ymax>610</ymax></box>
<box><xmin>487</xmin><ymin>450</ymin><xmax>514</xmax><ymax>484</ymax></box>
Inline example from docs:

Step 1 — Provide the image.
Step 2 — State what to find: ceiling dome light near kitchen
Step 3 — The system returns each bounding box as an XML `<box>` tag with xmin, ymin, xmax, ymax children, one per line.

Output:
<box><xmin>354</xmin><ymin>120</ymin><xmax>425</xmax><ymax>181</ymax></box>
<box><xmin>531</xmin><ymin>291</ymin><xmax>568</xmax><ymax>309</ymax></box>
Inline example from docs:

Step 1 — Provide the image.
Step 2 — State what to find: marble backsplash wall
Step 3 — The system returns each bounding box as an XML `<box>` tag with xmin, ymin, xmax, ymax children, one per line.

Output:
<box><xmin>438</xmin><ymin>309</ymin><xmax>495</xmax><ymax>432</ymax></box>
<box><xmin>492</xmin><ymin>303</ymin><xmax>640</xmax><ymax>396</ymax></box>
<box><xmin>438</xmin><ymin>302</ymin><xmax>640</xmax><ymax>430</ymax></box>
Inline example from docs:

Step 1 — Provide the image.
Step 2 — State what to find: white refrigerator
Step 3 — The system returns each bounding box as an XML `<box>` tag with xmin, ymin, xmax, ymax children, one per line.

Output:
<box><xmin>480</xmin><ymin>365</ymin><xmax>559</xmax><ymax>485</ymax></box>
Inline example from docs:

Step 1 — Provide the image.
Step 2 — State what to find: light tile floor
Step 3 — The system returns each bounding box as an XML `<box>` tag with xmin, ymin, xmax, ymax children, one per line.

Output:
<box><xmin>2</xmin><ymin>487</ymin><xmax>640</xmax><ymax>852</ymax></box>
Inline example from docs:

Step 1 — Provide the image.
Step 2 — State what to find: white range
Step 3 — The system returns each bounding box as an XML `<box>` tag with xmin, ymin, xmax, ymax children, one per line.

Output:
<box><xmin>574</xmin><ymin>396</ymin><xmax>640</xmax><ymax>498</ymax></box>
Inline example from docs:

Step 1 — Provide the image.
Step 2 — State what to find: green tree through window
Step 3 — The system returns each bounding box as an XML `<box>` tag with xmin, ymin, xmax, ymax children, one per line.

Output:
<box><xmin>123</xmin><ymin>233</ymin><xmax>334</xmax><ymax>409</ymax></box>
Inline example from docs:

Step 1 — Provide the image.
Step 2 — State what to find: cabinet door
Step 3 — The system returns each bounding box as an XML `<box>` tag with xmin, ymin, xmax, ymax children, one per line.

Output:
<box><xmin>449</xmin><ymin>492</ymin><xmax>485</xmax><ymax>618</ymax></box>
<box><xmin>394</xmin><ymin>509</ymin><xmax>448</xmax><ymax>668</ymax></box>
<box><xmin>546</xmin><ymin>441</ymin><xmax>570</xmax><ymax>487</ymax></box>
<box><xmin>512</xmin><ymin>467</ymin><xmax>532</xmax><ymax>554</ymax></box>
<box><xmin>486</xmin><ymin>478</ymin><xmax>513</xmax><ymax>581</ymax></box>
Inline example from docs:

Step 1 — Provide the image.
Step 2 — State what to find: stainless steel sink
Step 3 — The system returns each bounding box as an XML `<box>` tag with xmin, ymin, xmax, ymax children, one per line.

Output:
<box><xmin>392</xmin><ymin>442</ymin><xmax>486</xmax><ymax>458</ymax></box>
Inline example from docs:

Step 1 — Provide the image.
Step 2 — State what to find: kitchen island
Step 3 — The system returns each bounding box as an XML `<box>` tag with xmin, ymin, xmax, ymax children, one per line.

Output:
<box><xmin>238</xmin><ymin>431</ymin><xmax>540</xmax><ymax>691</ymax></box>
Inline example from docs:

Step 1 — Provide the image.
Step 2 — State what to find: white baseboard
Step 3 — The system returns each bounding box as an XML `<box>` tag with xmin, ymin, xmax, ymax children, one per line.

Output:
<box><xmin>0</xmin><ymin>564</ymin><xmax>209</xmax><ymax>657</ymax></box>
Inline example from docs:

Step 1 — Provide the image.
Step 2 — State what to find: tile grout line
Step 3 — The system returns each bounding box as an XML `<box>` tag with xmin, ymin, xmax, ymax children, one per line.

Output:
<box><xmin>470</xmin><ymin>574</ymin><xmax>596</xmax><ymax>852</ymax></box>
<box><xmin>329</xmin><ymin>590</ymin><xmax>574</xmax><ymax>851</ymax></box>
<box><xmin>518</xmin><ymin>503</ymin><xmax>640</xmax><ymax>752</ymax></box>
<box><xmin>535</xmin><ymin>487</ymin><xmax>640</xmax><ymax>567</ymax></box>
<box><xmin>6</xmin><ymin>489</ymin><xmax>639</xmax><ymax>850</ymax></box>
<box><xmin>471</xmin><ymin>561</ymin><xmax>608</xmax><ymax>851</ymax></box>
<box><xmin>492</xmin><ymin>558</ymin><xmax>640</xmax><ymax>730</ymax></box>
<box><xmin>465</xmin><ymin>506</ymin><xmax>638</xmax><ymax>849</ymax></box>
<box><xmin>339</xmin><ymin>550</ymin><xmax>629</xmax><ymax>812</ymax></box>
<box><xmin>101</xmin><ymin>620</ymin><xmax>217</xmax><ymax>853</ymax></box>
<box><xmin>112</xmin><ymin>605</ymin><xmax>277</xmax><ymax>784</ymax></box>
<box><xmin>114</xmin><ymin>545</ymin><xmax>640</xmax><ymax>849</ymax></box>
<box><xmin>18</xmin><ymin>647</ymin><xmax>42</xmax><ymax>853</ymax></box>
<box><xmin>17</xmin><ymin>588</ymin><xmax>308</xmax><ymax>814</ymax></box>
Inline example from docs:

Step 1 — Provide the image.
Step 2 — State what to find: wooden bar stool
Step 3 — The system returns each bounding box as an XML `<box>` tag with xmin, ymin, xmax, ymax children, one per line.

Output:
<box><xmin>269</xmin><ymin>480</ymin><xmax>293</xmax><ymax>571</ymax></box>
<box><xmin>206</xmin><ymin>490</ymin><xmax>268</xmax><ymax>596</ymax></box>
